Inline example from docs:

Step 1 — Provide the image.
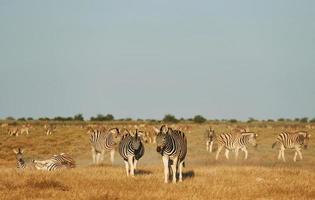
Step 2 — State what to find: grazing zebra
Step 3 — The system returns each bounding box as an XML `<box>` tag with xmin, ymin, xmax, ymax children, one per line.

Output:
<box><xmin>44</xmin><ymin>124</ymin><xmax>56</xmax><ymax>135</ymax></box>
<box><xmin>88</xmin><ymin>127</ymin><xmax>120</xmax><ymax>164</ymax></box>
<box><xmin>156</xmin><ymin>125</ymin><xmax>187</xmax><ymax>183</ymax></box>
<box><xmin>205</xmin><ymin>127</ymin><xmax>216</xmax><ymax>153</ymax></box>
<box><xmin>216</xmin><ymin>131</ymin><xmax>258</xmax><ymax>160</ymax></box>
<box><xmin>33</xmin><ymin>153</ymin><xmax>76</xmax><ymax>171</ymax></box>
<box><xmin>272</xmin><ymin>131</ymin><xmax>311</xmax><ymax>162</ymax></box>
<box><xmin>8</xmin><ymin>127</ymin><xmax>19</xmax><ymax>136</ymax></box>
<box><xmin>119</xmin><ymin>130</ymin><xmax>145</xmax><ymax>177</ymax></box>
<box><xmin>13</xmin><ymin>148</ymin><xmax>34</xmax><ymax>169</ymax></box>
<box><xmin>20</xmin><ymin>124</ymin><xmax>32</xmax><ymax>135</ymax></box>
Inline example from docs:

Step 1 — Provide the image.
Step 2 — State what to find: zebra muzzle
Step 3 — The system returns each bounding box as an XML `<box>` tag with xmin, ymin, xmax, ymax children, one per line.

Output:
<box><xmin>156</xmin><ymin>146</ymin><xmax>163</xmax><ymax>153</ymax></box>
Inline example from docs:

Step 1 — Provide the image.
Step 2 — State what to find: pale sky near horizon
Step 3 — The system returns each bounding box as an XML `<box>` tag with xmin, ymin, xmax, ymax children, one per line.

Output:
<box><xmin>0</xmin><ymin>0</ymin><xmax>314</xmax><ymax>120</ymax></box>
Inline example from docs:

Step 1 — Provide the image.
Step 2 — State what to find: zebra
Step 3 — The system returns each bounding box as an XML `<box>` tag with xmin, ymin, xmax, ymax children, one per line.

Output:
<box><xmin>13</xmin><ymin>148</ymin><xmax>35</xmax><ymax>169</ymax></box>
<box><xmin>272</xmin><ymin>131</ymin><xmax>311</xmax><ymax>162</ymax></box>
<box><xmin>20</xmin><ymin>124</ymin><xmax>32</xmax><ymax>135</ymax></box>
<box><xmin>44</xmin><ymin>124</ymin><xmax>57</xmax><ymax>135</ymax></box>
<box><xmin>32</xmin><ymin>153</ymin><xmax>76</xmax><ymax>171</ymax></box>
<box><xmin>156</xmin><ymin>125</ymin><xmax>187</xmax><ymax>183</ymax></box>
<box><xmin>88</xmin><ymin>127</ymin><xmax>120</xmax><ymax>164</ymax></box>
<box><xmin>118</xmin><ymin>129</ymin><xmax>145</xmax><ymax>177</ymax></box>
<box><xmin>215</xmin><ymin>131</ymin><xmax>258</xmax><ymax>160</ymax></box>
<box><xmin>205</xmin><ymin>127</ymin><xmax>216</xmax><ymax>153</ymax></box>
<box><xmin>8</xmin><ymin>127</ymin><xmax>19</xmax><ymax>136</ymax></box>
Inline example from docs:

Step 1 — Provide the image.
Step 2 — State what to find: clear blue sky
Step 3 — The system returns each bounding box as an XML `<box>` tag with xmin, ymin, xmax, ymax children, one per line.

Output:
<box><xmin>0</xmin><ymin>0</ymin><xmax>314</xmax><ymax>120</ymax></box>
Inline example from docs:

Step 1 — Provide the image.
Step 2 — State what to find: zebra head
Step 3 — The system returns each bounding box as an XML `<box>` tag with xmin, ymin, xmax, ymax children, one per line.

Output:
<box><xmin>207</xmin><ymin>127</ymin><xmax>215</xmax><ymax>141</ymax></box>
<box><xmin>13</xmin><ymin>148</ymin><xmax>24</xmax><ymax>163</ymax></box>
<box><xmin>242</xmin><ymin>132</ymin><xmax>258</xmax><ymax>148</ymax></box>
<box><xmin>109</xmin><ymin>128</ymin><xmax>121</xmax><ymax>144</ymax></box>
<box><xmin>156</xmin><ymin>125</ymin><xmax>170</xmax><ymax>154</ymax></box>
<box><xmin>298</xmin><ymin>132</ymin><xmax>311</xmax><ymax>149</ymax></box>
<box><xmin>131</xmin><ymin>131</ymin><xmax>142</xmax><ymax>150</ymax></box>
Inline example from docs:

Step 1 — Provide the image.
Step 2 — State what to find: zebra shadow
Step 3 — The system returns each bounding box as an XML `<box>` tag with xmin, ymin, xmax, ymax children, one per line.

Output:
<box><xmin>182</xmin><ymin>170</ymin><xmax>195</xmax><ymax>180</ymax></box>
<box><xmin>135</xmin><ymin>169</ymin><xmax>153</xmax><ymax>175</ymax></box>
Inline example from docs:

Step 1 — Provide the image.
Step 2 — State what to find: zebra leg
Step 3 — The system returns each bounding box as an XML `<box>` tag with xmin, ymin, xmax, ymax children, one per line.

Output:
<box><xmin>162</xmin><ymin>156</ymin><xmax>169</xmax><ymax>183</ymax></box>
<box><xmin>209</xmin><ymin>141</ymin><xmax>213</xmax><ymax>153</ymax></box>
<box><xmin>128</xmin><ymin>156</ymin><xmax>135</xmax><ymax>177</ymax></box>
<box><xmin>91</xmin><ymin>148</ymin><xmax>96</xmax><ymax>164</ymax></box>
<box><xmin>110</xmin><ymin>149</ymin><xmax>115</xmax><ymax>165</ymax></box>
<box><xmin>281</xmin><ymin>147</ymin><xmax>286</xmax><ymax>162</ymax></box>
<box><xmin>124</xmin><ymin>160</ymin><xmax>130</xmax><ymax>176</ymax></box>
<box><xmin>297</xmin><ymin>149</ymin><xmax>303</xmax><ymax>160</ymax></box>
<box><xmin>206</xmin><ymin>141</ymin><xmax>209</xmax><ymax>151</ymax></box>
<box><xmin>100</xmin><ymin>151</ymin><xmax>105</xmax><ymax>163</ymax></box>
<box><xmin>225</xmin><ymin>149</ymin><xmax>230</xmax><ymax>160</ymax></box>
<box><xmin>243</xmin><ymin>147</ymin><xmax>248</xmax><ymax>160</ymax></box>
<box><xmin>178</xmin><ymin>161</ymin><xmax>184</xmax><ymax>182</ymax></box>
<box><xmin>171</xmin><ymin>157</ymin><xmax>178</xmax><ymax>183</ymax></box>
<box><xmin>134</xmin><ymin>159</ymin><xmax>138</xmax><ymax>170</ymax></box>
<box><xmin>277</xmin><ymin>149</ymin><xmax>282</xmax><ymax>160</ymax></box>
<box><xmin>293</xmin><ymin>151</ymin><xmax>298</xmax><ymax>162</ymax></box>
<box><xmin>216</xmin><ymin>145</ymin><xmax>223</xmax><ymax>160</ymax></box>
<box><xmin>235</xmin><ymin>148</ymin><xmax>239</xmax><ymax>160</ymax></box>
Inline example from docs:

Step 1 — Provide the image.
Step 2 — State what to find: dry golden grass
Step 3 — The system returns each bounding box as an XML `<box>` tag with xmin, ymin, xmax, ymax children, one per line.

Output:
<box><xmin>1</xmin><ymin>122</ymin><xmax>315</xmax><ymax>200</ymax></box>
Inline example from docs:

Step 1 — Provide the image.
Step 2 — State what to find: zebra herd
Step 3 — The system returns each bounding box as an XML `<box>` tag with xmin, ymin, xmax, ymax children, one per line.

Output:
<box><xmin>12</xmin><ymin>124</ymin><xmax>311</xmax><ymax>183</ymax></box>
<box><xmin>205</xmin><ymin>128</ymin><xmax>311</xmax><ymax>162</ymax></box>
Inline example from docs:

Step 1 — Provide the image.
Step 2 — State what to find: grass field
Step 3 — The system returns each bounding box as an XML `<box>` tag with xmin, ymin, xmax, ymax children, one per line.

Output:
<box><xmin>0</xmin><ymin>122</ymin><xmax>315</xmax><ymax>200</ymax></box>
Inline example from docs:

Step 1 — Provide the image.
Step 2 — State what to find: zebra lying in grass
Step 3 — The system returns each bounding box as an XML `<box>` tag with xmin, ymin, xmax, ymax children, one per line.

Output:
<box><xmin>272</xmin><ymin>131</ymin><xmax>311</xmax><ymax>162</ymax></box>
<box><xmin>216</xmin><ymin>131</ymin><xmax>258</xmax><ymax>160</ymax></box>
<box><xmin>118</xmin><ymin>129</ymin><xmax>145</xmax><ymax>177</ymax></box>
<box><xmin>13</xmin><ymin>148</ymin><xmax>75</xmax><ymax>171</ymax></box>
<box><xmin>156</xmin><ymin>125</ymin><xmax>187</xmax><ymax>183</ymax></box>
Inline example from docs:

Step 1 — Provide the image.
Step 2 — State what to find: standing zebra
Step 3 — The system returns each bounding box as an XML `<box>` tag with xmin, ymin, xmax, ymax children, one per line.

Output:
<box><xmin>119</xmin><ymin>129</ymin><xmax>145</xmax><ymax>177</ymax></box>
<box><xmin>216</xmin><ymin>131</ymin><xmax>258</xmax><ymax>160</ymax></box>
<box><xmin>44</xmin><ymin>124</ymin><xmax>57</xmax><ymax>135</ymax></box>
<box><xmin>205</xmin><ymin>127</ymin><xmax>216</xmax><ymax>153</ymax></box>
<box><xmin>88</xmin><ymin>127</ymin><xmax>120</xmax><ymax>164</ymax></box>
<box><xmin>272</xmin><ymin>131</ymin><xmax>311</xmax><ymax>162</ymax></box>
<box><xmin>156</xmin><ymin>125</ymin><xmax>187</xmax><ymax>183</ymax></box>
<box><xmin>13</xmin><ymin>148</ymin><xmax>35</xmax><ymax>170</ymax></box>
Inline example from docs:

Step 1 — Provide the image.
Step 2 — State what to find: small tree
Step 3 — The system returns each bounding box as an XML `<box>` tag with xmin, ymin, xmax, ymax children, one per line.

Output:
<box><xmin>229</xmin><ymin>119</ymin><xmax>238</xmax><ymax>123</ymax></box>
<box><xmin>247</xmin><ymin>117</ymin><xmax>256</xmax><ymax>123</ymax></box>
<box><xmin>193</xmin><ymin>115</ymin><xmax>207</xmax><ymax>123</ymax></box>
<box><xmin>277</xmin><ymin>118</ymin><xmax>285</xmax><ymax>122</ymax></box>
<box><xmin>310</xmin><ymin>118</ymin><xmax>315</xmax><ymax>123</ymax></box>
<box><xmin>300</xmin><ymin>117</ymin><xmax>308</xmax><ymax>123</ymax></box>
<box><xmin>74</xmin><ymin>114</ymin><xmax>84</xmax><ymax>121</ymax></box>
<box><xmin>163</xmin><ymin>114</ymin><xmax>179</xmax><ymax>123</ymax></box>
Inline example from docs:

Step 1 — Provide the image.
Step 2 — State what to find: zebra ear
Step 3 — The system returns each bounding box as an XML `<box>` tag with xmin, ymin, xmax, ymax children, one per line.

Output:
<box><xmin>153</xmin><ymin>127</ymin><xmax>159</xmax><ymax>134</ymax></box>
<box><xmin>160</xmin><ymin>125</ymin><xmax>168</xmax><ymax>134</ymax></box>
<box><xmin>20</xmin><ymin>148</ymin><xmax>24</xmax><ymax>154</ymax></box>
<box><xmin>13</xmin><ymin>149</ymin><xmax>18</xmax><ymax>154</ymax></box>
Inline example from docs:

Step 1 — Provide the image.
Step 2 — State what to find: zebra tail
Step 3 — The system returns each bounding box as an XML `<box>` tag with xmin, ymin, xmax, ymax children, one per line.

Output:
<box><xmin>272</xmin><ymin>141</ymin><xmax>278</xmax><ymax>148</ymax></box>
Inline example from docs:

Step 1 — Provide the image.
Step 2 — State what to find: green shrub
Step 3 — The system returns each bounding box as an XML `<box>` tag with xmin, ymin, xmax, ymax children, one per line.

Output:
<box><xmin>193</xmin><ymin>115</ymin><xmax>207</xmax><ymax>123</ymax></box>
<box><xmin>163</xmin><ymin>114</ymin><xmax>179</xmax><ymax>123</ymax></box>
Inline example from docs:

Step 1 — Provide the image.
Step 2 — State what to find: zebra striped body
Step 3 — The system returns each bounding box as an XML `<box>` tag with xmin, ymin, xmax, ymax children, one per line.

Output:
<box><xmin>8</xmin><ymin>127</ymin><xmax>19</xmax><ymax>136</ymax></box>
<box><xmin>20</xmin><ymin>124</ymin><xmax>32</xmax><ymax>135</ymax></box>
<box><xmin>119</xmin><ymin>131</ymin><xmax>145</xmax><ymax>177</ymax></box>
<box><xmin>216</xmin><ymin>132</ymin><xmax>258</xmax><ymax>160</ymax></box>
<box><xmin>44</xmin><ymin>124</ymin><xmax>56</xmax><ymax>135</ymax></box>
<box><xmin>205</xmin><ymin>128</ymin><xmax>216</xmax><ymax>153</ymax></box>
<box><xmin>88</xmin><ymin>127</ymin><xmax>120</xmax><ymax>164</ymax></box>
<box><xmin>272</xmin><ymin>131</ymin><xmax>311</xmax><ymax>162</ymax></box>
<box><xmin>156</xmin><ymin>125</ymin><xmax>187</xmax><ymax>183</ymax></box>
<box><xmin>33</xmin><ymin>153</ymin><xmax>75</xmax><ymax>171</ymax></box>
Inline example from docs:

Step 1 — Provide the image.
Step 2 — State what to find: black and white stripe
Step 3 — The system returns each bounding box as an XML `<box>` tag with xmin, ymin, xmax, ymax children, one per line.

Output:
<box><xmin>156</xmin><ymin>125</ymin><xmax>187</xmax><ymax>183</ymax></box>
<box><xmin>88</xmin><ymin>127</ymin><xmax>120</xmax><ymax>164</ymax></box>
<box><xmin>118</xmin><ymin>130</ymin><xmax>145</xmax><ymax>177</ymax></box>
<box><xmin>272</xmin><ymin>131</ymin><xmax>311</xmax><ymax>162</ymax></box>
<box><xmin>13</xmin><ymin>148</ymin><xmax>27</xmax><ymax>169</ymax></box>
<box><xmin>216</xmin><ymin>131</ymin><xmax>258</xmax><ymax>160</ymax></box>
<box><xmin>205</xmin><ymin>127</ymin><xmax>216</xmax><ymax>153</ymax></box>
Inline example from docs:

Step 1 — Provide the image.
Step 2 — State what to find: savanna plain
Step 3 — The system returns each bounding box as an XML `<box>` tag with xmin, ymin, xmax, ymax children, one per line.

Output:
<box><xmin>0</xmin><ymin>121</ymin><xmax>315</xmax><ymax>200</ymax></box>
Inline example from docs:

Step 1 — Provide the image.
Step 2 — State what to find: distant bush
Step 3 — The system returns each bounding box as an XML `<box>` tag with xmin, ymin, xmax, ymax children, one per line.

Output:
<box><xmin>229</xmin><ymin>119</ymin><xmax>238</xmax><ymax>123</ymax></box>
<box><xmin>193</xmin><ymin>115</ymin><xmax>207</xmax><ymax>123</ymax></box>
<box><xmin>53</xmin><ymin>116</ymin><xmax>73</xmax><ymax>121</ymax></box>
<box><xmin>277</xmin><ymin>118</ymin><xmax>285</xmax><ymax>122</ymax></box>
<box><xmin>310</xmin><ymin>118</ymin><xmax>315</xmax><ymax>123</ymax></box>
<box><xmin>247</xmin><ymin>118</ymin><xmax>257</xmax><ymax>123</ymax></box>
<box><xmin>27</xmin><ymin>117</ymin><xmax>34</xmax><ymax>121</ymax></box>
<box><xmin>90</xmin><ymin>114</ymin><xmax>114</xmax><ymax>121</ymax></box>
<box><xmin>267</xmin><ymin>119</ymin><xmax>274</xmax><ymax>122</ymax></box>
<box><xmin>163</xmin><ymin>114</ymin><xmax>179</xmax><ymax>123</ymax></box>
<box><xmin>294</xmin><ymin>118</ymin><xmax>300</xmax><ymax>122</ymax></box>
<box><xmin>17</xmin><ymin>117</ymin><xmax>26</xmax><ymax>121</ymax></box>
<box><xmin>6</xmin><ymin>116</ymin><xmax>15</xmax><ymax>121</ymax></box>
<box><xmin>74</xmin><ymin>114</ymin><xmax>84</xmax><ymax>121</ymax></box>
<box><xmin>300</xmin><ymin>117</ymin><xmax>308</xmax><ymax>123</ymax></box>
